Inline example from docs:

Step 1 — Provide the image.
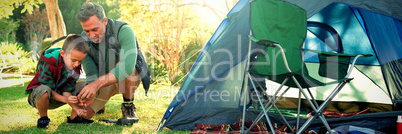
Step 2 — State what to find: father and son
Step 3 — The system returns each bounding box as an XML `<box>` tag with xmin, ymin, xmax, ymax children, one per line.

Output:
<box><xmin>25</xmin><ymin>2</ymin><xmax>150</xmax><ymax>128</ymax></box>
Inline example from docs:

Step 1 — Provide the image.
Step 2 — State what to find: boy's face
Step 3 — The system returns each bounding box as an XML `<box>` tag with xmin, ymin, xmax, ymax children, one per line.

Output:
<box><xmin>80</xmin><ymin>15</ymin><xmax>107</xmax><ymax>43</ymax></box>
<box><xmin>60</xmin><ymin>49</ymin><xmax>87</xmax><ymax>70</ymax></box>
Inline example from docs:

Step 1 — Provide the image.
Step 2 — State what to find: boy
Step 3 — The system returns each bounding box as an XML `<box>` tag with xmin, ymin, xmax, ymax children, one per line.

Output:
<box><xmin>26</xmin><ymin>34</ymin><xmax>93</xmax><ymax>129</ymax></box>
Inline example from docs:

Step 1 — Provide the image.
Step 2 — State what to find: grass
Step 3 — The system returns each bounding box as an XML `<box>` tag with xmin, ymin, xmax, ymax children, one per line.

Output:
<box><xmin>0</xmin><ymin>81</ymin><xmax>191</xmax><ymax>134</ymax></box>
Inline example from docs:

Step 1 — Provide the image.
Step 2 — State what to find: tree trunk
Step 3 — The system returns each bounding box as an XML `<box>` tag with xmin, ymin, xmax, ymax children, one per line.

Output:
<box><xmin>43</xmin><ymin>0</ymin><xmax>66</xmax><ymax>41</ymax></box>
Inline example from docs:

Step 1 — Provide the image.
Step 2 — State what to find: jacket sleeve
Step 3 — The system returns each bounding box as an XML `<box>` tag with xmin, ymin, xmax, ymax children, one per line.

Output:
<box><xmin>109</xmin><ymin>25</ymin><xmax>137</xmax><ymax>82</ymax></box>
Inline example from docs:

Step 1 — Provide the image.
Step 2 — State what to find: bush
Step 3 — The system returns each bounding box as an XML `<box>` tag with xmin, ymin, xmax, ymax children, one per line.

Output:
<box><xmin>40</xmin><ymin>38</ymin><xmax>53</xmax><ymax>51</ymax></box>
<box><xmin>1</xmin><ymin>42</ymin><xmax>36</xmax><ymax>75</ymax></box>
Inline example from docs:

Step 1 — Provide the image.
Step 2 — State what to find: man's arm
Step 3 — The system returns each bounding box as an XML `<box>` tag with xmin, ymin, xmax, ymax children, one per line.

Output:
<box><xmin>78</xmin><ymin>25</ymin><xmax>137</xmax><ymax>99</ymax></box>
<box><xmin>77</xmin><ymin>72</ymin><xmax>118</xmax><ymax>99</ymax></box>
<box><xmin>81</xmin><ymin>52</ymin><xmax>99</xmax><ymax>84</ymax></box>
<box><xmin>109</xmin><ymin>25</ymin><xmax>137</xmax><ymax>82</ymax></box>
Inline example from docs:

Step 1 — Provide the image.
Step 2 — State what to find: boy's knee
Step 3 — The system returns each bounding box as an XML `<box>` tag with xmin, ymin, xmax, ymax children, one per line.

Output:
<box><xmin>28</xmin><ymin>85</ymin><xmax>52</xmax><ymax>108</ymax></box>
<box><xmin>41</xmin><ymin>92</ymin><xmax>49</xmax><ymax>99</ymax></box>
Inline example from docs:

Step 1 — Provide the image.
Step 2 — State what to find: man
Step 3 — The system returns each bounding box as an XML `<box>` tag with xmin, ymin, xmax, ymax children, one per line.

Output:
<box><xmin>75</xmin><ymin>2</ymin><xmax>150</xmax><ymax>125</ymax></box>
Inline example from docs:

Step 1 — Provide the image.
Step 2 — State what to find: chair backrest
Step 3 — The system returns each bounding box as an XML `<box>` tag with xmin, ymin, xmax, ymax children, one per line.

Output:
<box><xmin>0</xmin><ymin>50</ymin><xmax>5</xmax><ymax>63</ymax></box>
<box><xmin>249</xmin><ymin>0</ymin><xmax>307</xmax><ymax>76</ymax></box>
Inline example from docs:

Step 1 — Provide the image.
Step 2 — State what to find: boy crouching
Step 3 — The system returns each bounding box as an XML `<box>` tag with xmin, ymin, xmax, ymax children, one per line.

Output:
<box><xmin>26</xmin><ymin>34</ymin><xmax>92</xmax><ymax>129</ymax></box>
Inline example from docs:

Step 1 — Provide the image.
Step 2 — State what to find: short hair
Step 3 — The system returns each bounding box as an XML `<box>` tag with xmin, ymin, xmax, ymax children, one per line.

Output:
<box><xmin>62</xmin><ymin>34</ymin><xmax>90</xmax><ymax>54</ymax></box>
<box><xmin>76</xmin><ymin>2</ymin><xmax>105</xmax><ymax>22</ymax></box>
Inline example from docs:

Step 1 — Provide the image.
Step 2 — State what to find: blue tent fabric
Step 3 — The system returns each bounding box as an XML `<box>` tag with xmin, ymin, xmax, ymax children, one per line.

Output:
<box><xmin>302</xmin><ymin>2</ymin><xmax>402</xmax><ymax>109</ymax></box>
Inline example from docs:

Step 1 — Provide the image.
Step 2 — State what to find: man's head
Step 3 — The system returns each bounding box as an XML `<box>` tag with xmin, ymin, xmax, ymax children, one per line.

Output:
<box><xmin>60</xmin><ymin>34</ymin><xmax>90</xmax><ymax>70</ymax></box>
<box><xmin>76</xmin><ymin>2</ymin><xmax>107</xmax><ymax>43</ymax></box>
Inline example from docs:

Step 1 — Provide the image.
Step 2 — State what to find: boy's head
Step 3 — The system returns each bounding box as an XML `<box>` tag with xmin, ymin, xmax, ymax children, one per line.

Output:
<box><xmin>60</xmin><ymin>34</ymin><xmax>90</xmax><ymax>70</ymax></box>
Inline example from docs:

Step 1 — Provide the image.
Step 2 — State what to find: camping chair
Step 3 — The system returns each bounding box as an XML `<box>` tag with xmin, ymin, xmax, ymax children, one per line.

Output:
<box><xmin>241</xmin><ymin>0</ymin><xmax>372</xmax><ymax>133</ymax></box>
<box><xmin>0</xmin><ymin>50</ymin><xmax>24</xmax><ymax>86</ymax></box>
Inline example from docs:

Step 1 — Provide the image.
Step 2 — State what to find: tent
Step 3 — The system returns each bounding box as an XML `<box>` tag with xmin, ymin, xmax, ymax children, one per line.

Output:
<box><xmin>157</xmin><ymin>0</ymin><xmax>402</xmax><ymax>133</ymax></box>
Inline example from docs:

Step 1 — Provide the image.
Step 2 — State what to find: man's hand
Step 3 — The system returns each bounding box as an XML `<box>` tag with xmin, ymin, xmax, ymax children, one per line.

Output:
<box><xmin>66</xmin><ymin>96</ymin><xmax>79</xmax><ymax>104</ymax></box>
<box><xmin>77</xmin><ymin>84</ymin><xmax>98</xmax><ymax>100</ymax></box>
<box><xmin>78</xmin><ymin>98</ymin><xmax>95</xmax><ymax>107</ymax></box>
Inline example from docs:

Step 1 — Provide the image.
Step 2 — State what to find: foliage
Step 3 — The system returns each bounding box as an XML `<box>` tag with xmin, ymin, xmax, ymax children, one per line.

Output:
<box><xmin>120</xmin><ymin>0</ymin><xmax>213</xmax><ymax>84</ymax></box>
<box><xmin>0</xmin><ymin>19</ymin><xmax>20</xmax><ymax>43</ymax></box>
<box><xmin>0</xmin><ymin>42</ymin><xmax>36</xmax><ymax>74</ymax></box>
<box><xmin>0</xmin><ymin>82</ymin><xmax>190</xmax><ymax>133</ymax></box>
<box><xmin>21</xmin><ymin>8</ymin><xmax>50</xmax><ymax>52</ymax></box>
<box><xmin>59</xmin><ymin>0</ymin><xmax>84</xmax><ymax>34</ymax></box>
<box><xmin>0</xmin><ymin>0</ymin><xmax>43</xmax><ymax>19</ymax></box>
<box><xmin>59</xmin><ymin>0</ymin><xmax>122</xmax><ymax>35</ymax></box>
<box><xmin>91</xmin><ymin>0</ymin><xmax>121</xmax><ymax>20</ymax></box>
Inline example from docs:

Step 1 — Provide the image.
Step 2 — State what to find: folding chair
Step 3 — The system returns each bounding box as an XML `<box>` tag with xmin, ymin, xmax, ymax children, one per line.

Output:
<box><xmin>0</xmin><ymin>50</ymin><xmax>24</xmax><ymax>86</ymax></box>
<box><xmin>241</xmin><ymin>0</ymin><xmax>372</xmax><ymax>133</ymax></box>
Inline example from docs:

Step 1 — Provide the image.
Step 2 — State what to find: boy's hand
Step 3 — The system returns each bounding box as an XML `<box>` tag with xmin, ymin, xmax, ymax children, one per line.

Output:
<box><xmin>66</xmin><ymin>96</ymin><xmax>79</xmax><ymax>104</ymax></box>
<box><xmin>74</xmin><ymin>107</ymin><xmax>87</xmax><ymax>117</ymax></box>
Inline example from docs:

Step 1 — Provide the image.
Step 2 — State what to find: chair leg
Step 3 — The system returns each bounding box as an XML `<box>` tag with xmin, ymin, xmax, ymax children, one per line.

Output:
<box><xmin>294</xmin><ymin>77</ymin><xmax>350</xmax><ymax>134</ymax></box>
<box><xmin>0</xmin><ymin>68</ymin><xmax>3</xmax><ymax>80</ymax></box>
<box><xmin>246</xmin><ymin>76</ymin><xmax>295</xmax><ymax>133</ymax></box>
<box><xmin>307</xmin><ymin>88</ymin><xmax>319</xmax><ymax>108</ymax></box>
<box><xmin>297</xmin><ymin>89</ymin><xmax>301</xmax><ymax>130</ymax></box>
<box><xmin>18</xmin><ymin>64</ymin><xmax>23</xmax><ymax>86</ymax></box>
<box><xmin>246</xmin><ymin>73</ymin><xmax>276</xmax><ymax>133</ymax></box>
<box><xmin>241</xmin><ymin>72</ymin><xmax>250</xmax><ymax>134</ymax></box>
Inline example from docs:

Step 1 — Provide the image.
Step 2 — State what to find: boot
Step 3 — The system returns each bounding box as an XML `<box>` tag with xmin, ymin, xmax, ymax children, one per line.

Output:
<box><xmin>117</xmin><ymin>103</ymin><xmax>139</xmax><ymax>125</ymax></box>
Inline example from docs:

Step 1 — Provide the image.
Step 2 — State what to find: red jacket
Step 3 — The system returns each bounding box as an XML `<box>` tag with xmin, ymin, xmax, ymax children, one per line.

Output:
<box><xmin>26</xmin><ymin>48</ymin><xmax>81</xmax><ymax>93</ymax></box>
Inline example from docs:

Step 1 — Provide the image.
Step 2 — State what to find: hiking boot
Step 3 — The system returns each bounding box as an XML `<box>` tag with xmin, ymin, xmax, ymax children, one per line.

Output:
<box><xmin>37</xmin><ymin>116</ymin><xmax>50</xmax><ymax>129</ymax></box>
<box><xmin>67</xmin><ymin>116</ymin><xmax>94</xmax><ymax>124</ymax></box>
<box><xmin>118</xmin><ymin>103</ymin><xmax>139</xmax><ymax>125</ymax></box>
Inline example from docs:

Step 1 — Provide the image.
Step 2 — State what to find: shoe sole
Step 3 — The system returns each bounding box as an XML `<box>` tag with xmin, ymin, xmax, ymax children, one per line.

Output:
<box><xmin>116</xmin><ymin>118</ymin><xmax>139</xmax><ymax>125</ymax></box>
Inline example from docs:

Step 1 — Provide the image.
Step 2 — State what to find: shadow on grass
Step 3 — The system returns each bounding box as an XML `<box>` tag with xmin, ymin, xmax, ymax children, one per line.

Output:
<box><xmin>55</xmin><ymin>122</ymin><xmax>125</xmax><ymax>133</ymax></box>
<box><xmin>0</xmin><ymin>81</ymin><xmax>30</xmax><ymax>101</ymax></box>
<box><xmin>1</xmin><ymin>126</ymin><xmax>52</xmax><ymax>134</ymax></box>
<box><xmin>0</xmin><ymin>82</ymin><xmax>189</xmax><ymax>133</ymax></box>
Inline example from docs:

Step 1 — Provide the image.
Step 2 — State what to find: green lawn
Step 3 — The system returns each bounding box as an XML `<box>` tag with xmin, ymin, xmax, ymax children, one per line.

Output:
<box><xmin>0</xmin><ymin>81</ymin><xmax>190</xmax><ymax>134</ymax></box>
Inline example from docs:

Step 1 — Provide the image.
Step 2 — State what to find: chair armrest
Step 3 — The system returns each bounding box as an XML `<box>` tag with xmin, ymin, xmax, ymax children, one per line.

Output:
<box><xmin>303</xmin><ymin>49</ymin><xmax>373</xmax><ymax>57</ymax></box>
<box><xmin>249</xmin><ymin>35</ymin><xmax>278</xmax><ymax>47</ymax></box>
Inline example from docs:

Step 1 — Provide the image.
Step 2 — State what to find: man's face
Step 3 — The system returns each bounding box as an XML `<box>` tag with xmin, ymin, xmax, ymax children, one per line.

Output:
<box><xmin>61</xmin><ymin>49</ymin><xmax>87</xmax><ymax>70</ymax></box>
<box><xmin>80</xmin><ymin>15</ymin><xmax>107</xmax><ymax>43</ymax></box>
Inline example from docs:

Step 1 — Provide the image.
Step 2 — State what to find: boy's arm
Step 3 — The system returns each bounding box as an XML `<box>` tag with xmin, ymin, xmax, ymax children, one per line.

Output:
<box><xmin>62</xmin><ymin>92</ymin><xmax>80</xmax><ymax>109</ymax></box>
<box><xmin>52</xmin><ymin>91</ymin><xmax>72</xmax><ymax>104</ymax></box>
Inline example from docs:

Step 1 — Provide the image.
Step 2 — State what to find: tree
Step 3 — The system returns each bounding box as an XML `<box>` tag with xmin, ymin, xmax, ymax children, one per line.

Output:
<box><xmin>0</xmin><ymin>19</ymin><xmax>20</xmax><ymax>43</ymax></box>
<box><xmin>59</xmin><ymin>0</ymin><xmax>84</xmax><ymax>34</ymax></box>
<box><xmin>0</xmin><ymin>0</ymin><xmax>42</xmax><ymax>19</ymax></box>
<box><xmin>59</xmin><ymin>0</ymin><xmax>122</xmax><ymax>35</ymax></box>
<box><xmin>21</xmin><ymin>8</ymin><xmax>50</xmax><ymax>52</ymax></box>
<box><xmin>1</xmin><ymin>0</ymin><xmax>66</xmax><ymax>42</ymax></box>
<box><xmin>120</xmin><ymin>0</ymin><xmax>214</xmax><ymax>83</ymax></box>
<box><xmin>43</xmin><ymin>0</ymin><xmax>66</xmax><ymax>41</ymax></box>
